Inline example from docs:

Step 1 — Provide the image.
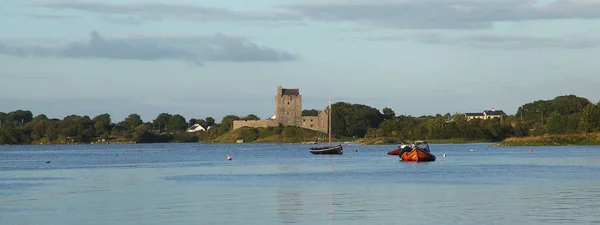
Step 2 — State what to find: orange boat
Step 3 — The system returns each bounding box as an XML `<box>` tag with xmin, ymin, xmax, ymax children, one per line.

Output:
<box><xmin>399</xmin><ymin>141</ymin><xmax>436</xmax><ymax>162</ymax></box>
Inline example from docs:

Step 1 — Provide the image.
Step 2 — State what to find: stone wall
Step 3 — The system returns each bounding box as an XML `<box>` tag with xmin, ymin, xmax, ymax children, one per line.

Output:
<box><xmin>300</xmin><ymin>110</ymin><xmax>328</xmax><ymax>133</ymax></box>
<box><xmin>232</xmin><ymin>120</ymin><xmax>278</xmax><ymax>130</ymax></box>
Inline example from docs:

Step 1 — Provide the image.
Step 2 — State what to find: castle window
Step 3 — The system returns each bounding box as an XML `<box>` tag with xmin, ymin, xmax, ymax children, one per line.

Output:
<box><xmin>287</xmin><ymin>102</ymin><xmax>290</xmax><ymax>105</ymax></box>
<box><xmin>303</xmin><ymin>119</ymin><xmax>305</xmax><ymax>122</ymax></box>
<box><xmin>287</xmin><ymin>112</ymin><xmax>289</xmax><ymax>115</ymax></box>
<box><xmin>311</xmin><ymin>119</ymin><xmax>313</xmax><ymax>122</ymax></box>
<box><xmin>310</xmin><ymin>125</ymin><xmax>313</xmax><ymax>128</ymax></box>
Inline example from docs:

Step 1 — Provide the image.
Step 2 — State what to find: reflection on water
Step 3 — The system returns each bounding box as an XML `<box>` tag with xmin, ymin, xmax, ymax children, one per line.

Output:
<box><xmin>1</xmin><ymin>143</ymin><xmax>600</xmax><ymax>224</ymax></box>
<box><xmin>277</xmin><ymin>188</ymin><xmax>304</xmax><ymax>224</ymax></box>
<box><xmin>328</xmin><ymin>189</ymin><xmax>333</xmax><ymax>224</ymax></box>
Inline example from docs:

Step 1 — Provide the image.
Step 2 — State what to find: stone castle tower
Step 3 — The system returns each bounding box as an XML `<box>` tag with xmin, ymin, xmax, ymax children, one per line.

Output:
<box><xmin>232</xmin><ymin>85</ymin><xmax>328</xmax><ymax>133</ymax></box>
<box><xmin>275</xmin><ymin>85</ymin><xmax>302</xmax><ymax>126</ymax></box>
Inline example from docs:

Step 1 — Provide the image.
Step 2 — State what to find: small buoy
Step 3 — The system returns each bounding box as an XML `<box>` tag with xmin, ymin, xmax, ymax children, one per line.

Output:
<box><xmin>443</xmin><ymin>154</ymin><xmax>446</xmax><ymax>158</ymax></box>
<box><xmin>469</xmin><ymin>149</ymin><xmax>474</xmax><ymax>152</ymax></box>
<box><xmin>45</xmin><ymin>161</ymin><xmax>51</xmax><ymax>163</ymax></box>
<box><xmin>355</xmin><ymin>150</ymin><xmax>358</xmax><ymax>152</ymax></box>
<box><xmin>114</xmin><ymin>153</ymin><xmax>118</xmax><ymax>157</ymax></box>
<box><xmin>227</xmin><ymin>156</ymin><xmax>232</xmax><ymax>161</ymax></box>
<box><xmin>530</xmin><ymin>149</ymin><xmax>533</xmax><ymax>152</ymax></box>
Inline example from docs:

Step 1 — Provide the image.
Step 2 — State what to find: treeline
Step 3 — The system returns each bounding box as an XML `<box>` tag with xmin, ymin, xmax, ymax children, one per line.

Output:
<box><xmin>0</xmin><ymin>111</ymin><xmax>260</xmax><ymax>145</ymax></box>
<box><xmin>2</xmin><ymin>94</ymin><xmax>599</xmax><ymax>145</ymax></box>
<box><xmin>333</xmin><ymin>95</ymin><xmax>600</xmax><ymax>142</ymax></box>
<box><xmin>323</xmin><ymin>102</ymin><xmax>512</xmax><ymax>142</ymax></box>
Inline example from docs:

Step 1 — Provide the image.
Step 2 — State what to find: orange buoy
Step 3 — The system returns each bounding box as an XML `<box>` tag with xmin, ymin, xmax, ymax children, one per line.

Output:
<box><xmin>227</xmin><ymin>156</ymin><xmax>232</xmax><ymax>160</ymax></box>
<box><xmin>530</xmin><ymin>149</ymin><xmax>533</xmax><ymax>152</ymax></box>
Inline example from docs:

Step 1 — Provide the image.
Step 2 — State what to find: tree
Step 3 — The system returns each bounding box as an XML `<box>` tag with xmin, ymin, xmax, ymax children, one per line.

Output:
<box><xmin>302</xmin><ymin>109</ymin><xmax>319</xmax><ymax>116</ymax></box>
<box><xmin>581</xmin><ymin>104</ymin><xmax>600</xmax><ymax>132</ymax></box>
<box><xmin>550</xmin><ymin>95</ymin><xmax>591</xmax><ymax>115</ymax></box>
<box><xmin>238</xmin><ymin>127</ymin><xmax>259</xmax><ymax>142</ymax></box>
<box><xmin>545</xmin><ymin>112</ymin><xmax>567</xmax><ymax>134</ymax></box>
<box><xmin>32</xmin><ymin>114</ymin><xmax>49</xmax><ymax>122</ymax></box>
<box><xmin>133</xmin><ymin>124</ymin><xmax>154</xmax><ymax>143</ymax></box>
<box><xmin>427</xmin><ymin>117</ymin><xmax>446</xmax><ymax>139</ymax></box>
<box><xmin>29</xmin><ymin>120</ymin><xmax>48</xmax><ymax>141</ymax></box>
<box><xmin>0</xmin><ymin>129</ymin><xmax>17</xmax><ymax>144</ymax></box>
<box><xmin>331</xmin><ymin>102</ymin><xmax>384</xmax><ymax>137</ymax></box>
<box><xmin>379</xmin><ymin>119</ymin><xmax>400</xmax><ymax>137</ymax></box>
<box><xmin>382</xmin><ymin>107</ymin><xmax>395</xmax><ymax>120</ymax></box>
<box><xmin>513</xmin><ymin>121</ymin><xmax>529</xmax><ymax>137</ymax></box>
<box><xmin>8</xmin><ymin>110</ymin><xmax>34</xmax><ymax>124</ymax></box>
<box><xmin>92</xmin><ymin>113</ymin><xmax>111</xmax><ymax>134</ymax></box>
<box><xmin>443</xmin><ymin>122</ymin><xmax>460</xmax><ymax>139</ymax></box>
<box><xmin>167</xmin><ymin>114</ymin><xmax>187</xmax><ymax>131</ymax></box>
<box><xmin>153</xmin><ymin>113</ymin><xmax>172</xmax><ymax>131</ymax></box>
<box><xmin>121</xmin><ymin>114</ymin><xmax>143</xmax><ymax>131</ymax></box>
<box><xmin>45</xmin><ymin>121</ymin><xmax>59</xmax><ymax>141</ymax></box>
<box><xmin>364</xmin><ymin>128</ymin><xmax>378</xmax><ymax>138</ymax></box>
<box><xmin>529</xmin><ymin>122</ymin><xmax>545</xmax><ymax>136</ymax></box>
<box><xmin>205</xmin><ymin>117</ymin><xmax>215</xmax><ymax>127</ymax></box>
<box><xmin>218</xmin><ymin>115</ymin><xmax>241</xmax><ymax>135</ymax></box>
<box><xmin>245</xmin><ymin>114</ymin><xmax>260</xmax><ymax>120</ymax></box>
<box><xmin>566</xmin><ymin>113</ymin><xmax>581</xmax><ymax>133</ymax></box>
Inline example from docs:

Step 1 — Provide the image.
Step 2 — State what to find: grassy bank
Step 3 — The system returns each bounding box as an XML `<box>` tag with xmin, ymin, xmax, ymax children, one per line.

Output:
<box><xmin>213</xmin><ymin>126</ymin><xmax>324</xmax><ymax>143</ymax></box>
<box><xmin>494</xmin><ymin>133</ymin><xmax>600</xmax><ymax>146</ymax></box>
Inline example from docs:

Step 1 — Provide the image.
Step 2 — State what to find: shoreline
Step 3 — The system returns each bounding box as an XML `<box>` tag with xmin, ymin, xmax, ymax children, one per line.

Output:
<box><xmin>5</xmin><ymin>133</ymin><xmax>600</xmax><ymax>146</ymax></box>
<box><xmin>494</xmin><ymin>133</ymin><xmax>600</xmax><ymax>146</ymax></box>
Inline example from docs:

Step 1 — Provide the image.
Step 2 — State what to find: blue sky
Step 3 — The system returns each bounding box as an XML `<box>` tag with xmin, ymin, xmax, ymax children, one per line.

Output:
<box><xmin>2</xmin><ymin>0</ymin><xmax>600</xmax><ymax>122</ymax></box>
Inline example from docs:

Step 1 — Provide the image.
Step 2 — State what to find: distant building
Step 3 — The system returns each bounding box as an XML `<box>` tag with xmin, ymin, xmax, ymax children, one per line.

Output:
<box><xmin>465</xmin><ymin>112</ymin><xmax>485</xmax><ymax>121</ymax></box>
<box><xmin>232</xmin><ymin>85</ymin><xmax>328</xmax><ymax>133</ymax></box>
<box><xmin>465</xmin><ymin>108</ymin><xmax>505</xmax><ymax>121</ymax></box>
<box><xmin>186</xmin><ymin>124</ymin><xmax>206</xmax><ymax>132</ymax></box>
<box><xmin>483</xmin><ymin>109</ymin><xmax>505</xmax><ymax>119</ymax></box>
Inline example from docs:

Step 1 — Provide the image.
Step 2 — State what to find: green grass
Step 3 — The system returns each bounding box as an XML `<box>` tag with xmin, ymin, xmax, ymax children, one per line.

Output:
<box><xmin>494</xmin><ymin>133</ymin><xmax>600</xmax><ymax>146</ymax></box>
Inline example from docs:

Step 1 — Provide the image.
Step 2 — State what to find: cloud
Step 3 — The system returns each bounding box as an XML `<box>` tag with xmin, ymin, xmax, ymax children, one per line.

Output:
<box><xmin>0</xmin><ymin>31</ymin><xmax>299</xmax><ymax>65</ymax></box>
<box><xmin>34</xmin><ymin>0</ymin><xmax>301</xmax><ymax>24</ymax></box>
<box><xmin>366</xmin><ymin>33</ymin><xmax>600</xmax><ymax>49</ymax></box>
<box><xmin>0</xmin><ymin>72</ymin><xmax>63</xmax><ymax>80</ymax></box>
<box><xmin>32</xmin><ymin>0</ymin><xmax>600</xmax><ymax>29</ymax></box>
<box><xmin>23</xmin><ymin>13</ymin><xmax>81</xmax><ymax>20</ymax></box>
<box><xmin>282</xmin><ymin>0</ymin><xmax>600</xmax><ymax>29</ymax></box>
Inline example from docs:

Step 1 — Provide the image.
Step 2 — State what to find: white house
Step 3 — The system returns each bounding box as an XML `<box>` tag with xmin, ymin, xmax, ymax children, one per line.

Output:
<box><xmin>465</xmin><ymin>108</ymin><xmax>505</xmax><ymax>121</ymax></box>
<box><xmin>186</xmin><ymin>124</ymin><xmax>206</xmax><ymax>132</ymax></box>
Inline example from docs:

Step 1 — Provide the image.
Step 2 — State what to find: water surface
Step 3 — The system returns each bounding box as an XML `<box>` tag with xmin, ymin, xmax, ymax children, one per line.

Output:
<box><xmin>1</xmin><ymin>143</ymin><xmax>600</xmax><ymax>224</ymax></box>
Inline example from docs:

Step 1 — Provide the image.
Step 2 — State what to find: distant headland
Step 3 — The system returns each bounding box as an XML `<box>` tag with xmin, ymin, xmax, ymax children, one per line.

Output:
<box><xmin>1</xmin><ymin>86</ymin><xmax>600</xmax><ymax>146</ymax></box>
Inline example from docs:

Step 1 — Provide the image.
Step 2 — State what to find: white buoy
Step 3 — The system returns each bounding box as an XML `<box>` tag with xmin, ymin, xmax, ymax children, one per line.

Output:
<box><xmin>443</xmin><ymin>154</ymin><xmax>446</xmax><ymax>158</ymax></box>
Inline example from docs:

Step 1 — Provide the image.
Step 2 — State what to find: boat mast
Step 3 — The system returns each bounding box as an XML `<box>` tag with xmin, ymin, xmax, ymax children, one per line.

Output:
<box><xmin>328</xmin><ymin>96</ymin><xmax>332</xmax><ymax>148</ymax></box>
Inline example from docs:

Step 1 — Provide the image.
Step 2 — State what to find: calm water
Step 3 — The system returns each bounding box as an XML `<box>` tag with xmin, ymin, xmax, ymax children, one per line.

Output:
<box><xmin>1</xmin><ymin>143</ymin><xmax>600</xmax><ymax>225</ymax></box>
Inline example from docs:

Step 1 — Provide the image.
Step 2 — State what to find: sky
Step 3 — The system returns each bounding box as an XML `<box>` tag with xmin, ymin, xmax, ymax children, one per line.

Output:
<box><xmin>2</xmin><ymin>0</ymin><xmax>600</xmax><ymax>122</ymax></box>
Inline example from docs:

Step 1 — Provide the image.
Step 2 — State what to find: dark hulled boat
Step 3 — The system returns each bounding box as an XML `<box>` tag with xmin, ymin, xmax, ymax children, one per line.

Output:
<box><xmin>310</xmin><ymin>145</ymin><xmax>343</xmax><ymax>154</ymax></box>
<box><xmin>309</xmin><ymin>96</ymin><xmax>343</xmax><ymax>155</ymax></box>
